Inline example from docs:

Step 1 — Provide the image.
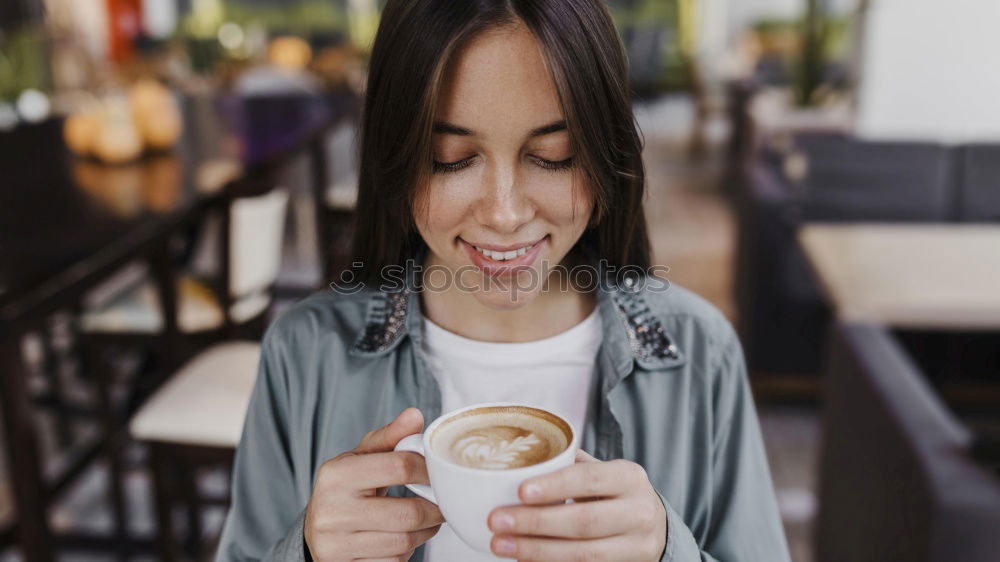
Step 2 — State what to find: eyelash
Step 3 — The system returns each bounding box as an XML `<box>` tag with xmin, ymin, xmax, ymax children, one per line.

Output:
<box><xmin>431</xmin><ymin>156</ymin><xmax>575</xmax><ymax>174</ymax></box>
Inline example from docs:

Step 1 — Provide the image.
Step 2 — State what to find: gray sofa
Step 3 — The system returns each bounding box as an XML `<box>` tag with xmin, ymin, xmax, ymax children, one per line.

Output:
<box><xmin>734</xmin><ymin>134</ymin><xmax>1000</xmax><ymax>383</ymax></box>
<box><xmin>817</xmin><ymin>323</ymin><xmax>1000</xmax><ymax>562</ymax></box>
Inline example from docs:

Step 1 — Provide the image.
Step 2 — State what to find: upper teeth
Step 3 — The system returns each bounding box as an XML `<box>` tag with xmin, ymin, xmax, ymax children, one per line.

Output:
<box><xmin>474</xmin><ymin>244</ymin><xmax>532</xmax><ymax>260</ymax></box>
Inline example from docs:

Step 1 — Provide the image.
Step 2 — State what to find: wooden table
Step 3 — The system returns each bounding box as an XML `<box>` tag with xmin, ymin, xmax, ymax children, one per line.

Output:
<box><xmin>0</xmin><ymin>92</ymin><xmax>356</xmax><ymax>561</ymax></box>
<box><xmin>798</xmin><ymin>224</ymin><xmax>1000</xmax><ymax>329</ymax></box>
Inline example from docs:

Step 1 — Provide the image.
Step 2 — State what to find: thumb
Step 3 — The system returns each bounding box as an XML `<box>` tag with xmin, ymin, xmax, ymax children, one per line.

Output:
<box><xmin>354</xmin><ymin>407</ymin><xmax>424</xmax><ymax>454</ymax></box>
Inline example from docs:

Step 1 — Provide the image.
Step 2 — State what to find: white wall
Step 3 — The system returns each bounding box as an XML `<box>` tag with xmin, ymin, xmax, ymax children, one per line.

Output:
<box><xmin>856</xmin><ymin>0</ymin><xmax>1000</xmax><ymax>142</ymax></box>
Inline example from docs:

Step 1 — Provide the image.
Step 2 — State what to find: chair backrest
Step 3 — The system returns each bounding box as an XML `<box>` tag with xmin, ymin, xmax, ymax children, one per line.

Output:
<box><xmin>817</xmin><ymin>324</ymin><xmax>1000</xmax><ymax>562</ymax></box>
<box><xmin>958</xmin><ymin>144</ymin><xmax>1000</xmax><ymax>222</ymax></box>
<box><xmin>325</xmin><ymin>119</ymin><xmax>360</xmax><ymax>210</ymax></box>
<box><xmin>229</xmin><ymin>188</ymin><xmax>290</xmax><ymax>297</ymax></box>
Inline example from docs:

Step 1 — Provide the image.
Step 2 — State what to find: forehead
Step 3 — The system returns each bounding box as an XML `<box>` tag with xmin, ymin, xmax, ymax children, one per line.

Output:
<box><xmin>435</xmin><ymin>24</ymin><xmax>565</xmax><ymax>138</ymax></box>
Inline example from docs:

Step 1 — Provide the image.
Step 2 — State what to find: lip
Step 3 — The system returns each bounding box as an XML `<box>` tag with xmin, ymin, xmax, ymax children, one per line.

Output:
<box><xmin>466</xmin><ymin>239</ymin><xmax>544</xmax><ymax>252</ymax></box>
<box><xmin>460</xmin><ymin>235</ymin><xmax>547</xmax><ymax>277</ymax></box>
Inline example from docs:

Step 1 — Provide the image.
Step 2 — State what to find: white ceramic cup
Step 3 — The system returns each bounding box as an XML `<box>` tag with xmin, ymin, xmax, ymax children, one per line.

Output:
<box><xmin>394</xmin><ymin>402</ymin><xmax>577</xmax><ymax>553</ymax></box>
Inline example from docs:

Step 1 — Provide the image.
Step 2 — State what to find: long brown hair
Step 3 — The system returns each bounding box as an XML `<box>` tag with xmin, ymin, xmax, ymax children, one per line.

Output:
<box><xmin>350</xmin><ymin>0</ymin><xmax>650</xmax><ymax>285</ymax></box>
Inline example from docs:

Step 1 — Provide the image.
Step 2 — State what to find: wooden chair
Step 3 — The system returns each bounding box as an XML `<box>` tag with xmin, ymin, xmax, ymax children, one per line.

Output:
<box><xmin>312</xmin><ymin>113</ymin><xmax>360</xmax><ymax>284</ymax></box>
<box><xmin>129</xmin><ymin>340</ymin><xmax>261</xmax><ymax>561</ymax></box>
<box><xmin>73</xmin><ymin>186</ymin><xmax>289</xmax><ymax>549</ymax></box>
<box><xmin>78</xmin><ymin>188</ymin><xmax>290</xmax><ymax>342</ymax></box>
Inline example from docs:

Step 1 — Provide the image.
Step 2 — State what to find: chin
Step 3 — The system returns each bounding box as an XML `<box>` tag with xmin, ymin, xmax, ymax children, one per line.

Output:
<box><xmin>469</xmin><ymin>283</ymin><xmax>543</xmax><ymax>311</ymax></box>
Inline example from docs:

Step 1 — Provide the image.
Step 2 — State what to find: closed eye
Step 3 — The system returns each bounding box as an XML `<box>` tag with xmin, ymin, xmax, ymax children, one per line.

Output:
<box><xmin>431</xmin><ymin>156</ymin><xmax>575</xmax><ymax>174</ymax></box>
<box><xmin>533</xmin><ymin>156</ymin><xmax>575</xmax><ymax>171</ymax></box>
<box><xmin>432</xmin><ymin>156</ymin><xmax>476</xmax><ymax>174</ymax></box>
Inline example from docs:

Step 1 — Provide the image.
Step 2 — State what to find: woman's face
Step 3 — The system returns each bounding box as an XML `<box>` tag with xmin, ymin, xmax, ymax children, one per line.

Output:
<box><xmin>413</xmin><ymin>23</ymin><xmax>594</xmax><ymax>310</ymax></box>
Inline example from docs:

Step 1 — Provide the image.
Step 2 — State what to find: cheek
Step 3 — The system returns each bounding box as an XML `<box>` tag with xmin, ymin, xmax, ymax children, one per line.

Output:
<box><xmin>531</xmin><ymin>174</ymin><xmax>593</xmax><ymax>229</ymax></box>
<box><xmin>413</xmin><ymin>180</ymin><xmax>477</xmax><ymax>235</ymax></box>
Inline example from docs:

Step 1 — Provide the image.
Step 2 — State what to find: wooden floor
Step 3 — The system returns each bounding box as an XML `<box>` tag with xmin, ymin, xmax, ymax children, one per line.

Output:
<box><xmin>0</xmin><ymin>94</ymin><xmax>819</xmax><ymax>561</ymax></box>
<box><xmin>637</xmin><ymin>96</ymin><xmax>818</xmax><ymax>562</ymax></box>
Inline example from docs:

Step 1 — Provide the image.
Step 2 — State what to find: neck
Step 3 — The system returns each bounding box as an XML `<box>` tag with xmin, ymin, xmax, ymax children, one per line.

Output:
<box><xmin>418</xmin><ymin>258</ymin><xmax>597</xmax><ymax>343</ymax></box>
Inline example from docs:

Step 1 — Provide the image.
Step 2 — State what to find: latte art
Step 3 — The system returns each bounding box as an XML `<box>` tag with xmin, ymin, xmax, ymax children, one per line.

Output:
<box><xmin>431</xmin><ymin>405</ymin><xmax>572</xmax><ymax>470</ymax></box>
<box><xmin>451</xmin><ymin>427</ymin><xmax>550</xmax><ymax>469</ymax></box>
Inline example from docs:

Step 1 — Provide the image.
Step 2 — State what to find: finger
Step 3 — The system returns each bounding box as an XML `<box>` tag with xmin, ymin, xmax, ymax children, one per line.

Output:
<box><xmin>489</xmin><ymin>498</ymin><xmax>635</xmax><ymax>539</ymax></box>
<box><xmin>346</xmin><ymin>525</ymin><xmax>441</xmax><ymax>558</ymax></box>
<box><xmin>567</xmin><ymin>452</ymin><xmax>602</xmax><ymax>503</ymax></box>
<box><xmin>491</xmin><ymin>533</ymin><xmax>635</xmax><ymax>562</ymax></box>
<box><xmin>354</xmin><ymin>408</ymin><xmax>424</xmax><ymax>454</ymax></box>
<box><xmin>519</xmin><ymin>459</ymin><xmax>642</xmax><ymax>504</ymax></box>
<box><xmin>335</xmin><ymin>451</ymin><xmax>430</xmax><ymax>492</ymax></box>
<box><xmin>356</xmin><ymin>496</ymin><xmax>445</xmax><ymax>532</ymax></box>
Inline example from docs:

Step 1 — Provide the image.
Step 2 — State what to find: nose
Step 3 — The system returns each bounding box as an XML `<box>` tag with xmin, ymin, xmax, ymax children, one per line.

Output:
<box><xmin>475</xmin><ymin>160</ymin><xmax>534</xmax><ymax>234</ymax></box>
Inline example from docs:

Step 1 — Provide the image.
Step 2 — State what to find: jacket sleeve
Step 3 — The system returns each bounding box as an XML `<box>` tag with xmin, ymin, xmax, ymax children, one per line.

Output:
<box><xmin>215</xmin><ymin>325</ymin><xmax>312</xmax><ymax>561</ymax></box>
<box><xmin>654</xmin><ymin>327</ymin><xmax>791</xmax><ymax>562</ymax></box>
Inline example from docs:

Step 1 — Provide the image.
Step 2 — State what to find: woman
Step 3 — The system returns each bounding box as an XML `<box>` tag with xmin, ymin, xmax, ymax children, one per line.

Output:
<box><xmin>216</xmin><ymin>1</ymin><xmax>790</xmax><ymax>560</ymax></box>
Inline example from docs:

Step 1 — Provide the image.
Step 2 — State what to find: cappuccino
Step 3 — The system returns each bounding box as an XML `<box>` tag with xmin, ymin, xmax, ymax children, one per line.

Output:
<box><xmin>430</xmin><ymin>405</ymin><xmax>571</xmax><ymax>469</ymax></box>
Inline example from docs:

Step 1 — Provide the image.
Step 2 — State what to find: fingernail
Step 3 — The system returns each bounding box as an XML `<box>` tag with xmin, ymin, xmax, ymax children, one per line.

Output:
<box><xmin>494</xmin><ymin>536</ymin><xmax>516</xmax><ymax>556</ymax></box>
<box><xmin>523</xmin><ymin>483</ymin><xmax>541</xmax><ymax>501</ymax></box>
<box><xmin>492</xmin><ymin>512</ymin><xmax>514</xmax><ymax>532</ymax></box>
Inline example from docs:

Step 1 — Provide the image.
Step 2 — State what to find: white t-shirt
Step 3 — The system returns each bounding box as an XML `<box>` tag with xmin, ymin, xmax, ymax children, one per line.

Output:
<box><xmin>420</xmin><ymin>306</ymin><xmax>603</xmax><ymax>561</ymax></box>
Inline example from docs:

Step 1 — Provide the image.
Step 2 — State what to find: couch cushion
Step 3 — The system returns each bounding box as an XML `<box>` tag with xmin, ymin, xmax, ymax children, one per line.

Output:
<box><xmin>958</xmin><ymin>144</ymin><xmax>1000</xmax><ymax>222</ymax></box>
<box><xmin>793</xmin><ymin>137</ymin><xmax>954</xmax><ymax>222</ymax></box>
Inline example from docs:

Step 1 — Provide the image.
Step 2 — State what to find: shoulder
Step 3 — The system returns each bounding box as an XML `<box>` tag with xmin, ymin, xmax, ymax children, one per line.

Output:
<box><xmin>253</xmin><ymin>288</ymin><xmax>383</xmax><ymax>404</ymax></box>
<box><xmin>261</xmin><ymin>287</ymin><xmax>373</xmax><ymax>357</ymax></box>
<box><xmin>638</xmin><ymin>280</ymin><xmax>742</xmax><ymax>376</ymax></box>
<box><xmin>642</xmin><ymin>281</ymin><xmax>738</xmax><ymax>349</ymax></box>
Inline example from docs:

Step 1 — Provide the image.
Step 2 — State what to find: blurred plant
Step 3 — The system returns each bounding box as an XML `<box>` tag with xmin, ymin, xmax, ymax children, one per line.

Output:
<box><xmin>0</xmin><ymin>25</ymin><xmax>50</xmax><ymax>102</ymax></box>
<box><xmin>796</xmin><ymin>0</ymin><xmax>827</xmax><ymax>106</ymax></box>
<box><xmin>607</xmin><ymin>0</ymin><xmax>687</xmax><ymax>93</ymax></box>
<box><xmin>751</xmin><ymin>19</ymin><xmax>800</xmax><ymax>56</ymax></box>
<box><xmin>222</xmin><ymin>0</ymin><xmax>346</xmax><ymax>37</ymax></box>
<box><xmin>751</xmin><ymin>1</ymin><xmax>852</xmax><ymax>107</ymax></box>
<box><xmin>180</xmin><ymin>0</ymin><xmax>225</xmax><ymax>74</ymax></box>
<box><xmin>186</xmin><ymin>0</ymin><xmax>225</xmax><ymax>39</ymax></box>
<box><xmin>176</xmin><ymin>0</ymin><xmax>348</xmax><ymax>77</ymax></box>
<box><xmin>346</xmin><ymin>0</ymin><xmax>379</xmax><ymax>54</ymax></box>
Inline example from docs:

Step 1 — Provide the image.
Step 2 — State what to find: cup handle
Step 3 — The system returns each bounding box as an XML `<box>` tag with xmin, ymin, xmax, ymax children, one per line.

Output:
<box><xmin>394</xmin><ymin>434</ymin><xmax>437</xmax><ymax>504</ymax></box>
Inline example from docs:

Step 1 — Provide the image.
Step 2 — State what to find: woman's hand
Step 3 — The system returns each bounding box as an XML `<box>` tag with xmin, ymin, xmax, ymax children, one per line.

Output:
<box><xmin>304</xmin><ymin>408</ymin><xmax>444</xmax><ymax>561</ymax></box>
<box><xmin>488</xmin><ymin>450</ymin><xmax>667</xmax><ymax>561</ymax></box>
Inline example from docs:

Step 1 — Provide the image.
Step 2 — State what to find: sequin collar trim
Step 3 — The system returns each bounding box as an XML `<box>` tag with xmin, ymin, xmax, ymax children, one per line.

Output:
<box><xmin>609</xmin><ymin>287</ymin><xmax>681</xmax><ymax>366</ymax></box>
<box><xmin>350</xmin><ymin>288</ymin><xmax>410</xmax><ymax>355</ymax></box>
<box><xmin>349</xmin><ymin>284</ymin><xmax>684</xmax><ymax>368</ymax></box>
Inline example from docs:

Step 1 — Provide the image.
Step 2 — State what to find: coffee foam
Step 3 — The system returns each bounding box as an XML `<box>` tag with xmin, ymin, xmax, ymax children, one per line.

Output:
<box><xmin>431</xmin><ymin>406</ymin><xmax>572</xmax><ymax>470</ymax></box>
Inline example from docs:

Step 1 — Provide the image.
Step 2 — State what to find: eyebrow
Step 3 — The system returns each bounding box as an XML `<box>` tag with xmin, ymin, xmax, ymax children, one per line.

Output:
<box><xmin>432</xmin><ymin>119</ymin><xmax>567</xmax><ymax>138</ymax></box>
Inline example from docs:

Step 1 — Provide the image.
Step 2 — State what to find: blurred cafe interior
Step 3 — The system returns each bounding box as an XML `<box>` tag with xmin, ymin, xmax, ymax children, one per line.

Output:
<box><xmin>1</xmin><ymin>0</ymin><xmax>999</xmax><ymax>560</ymax></box>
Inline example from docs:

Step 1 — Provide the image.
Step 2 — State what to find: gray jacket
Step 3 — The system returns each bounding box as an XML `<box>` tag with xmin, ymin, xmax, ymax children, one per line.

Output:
<box><xmin>215</xmin><ymin>260</ymin><xmax>791</xmax><ymax>561</ymax></box>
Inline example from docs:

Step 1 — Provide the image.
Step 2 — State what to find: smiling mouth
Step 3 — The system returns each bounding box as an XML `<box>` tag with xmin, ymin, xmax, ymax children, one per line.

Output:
<box><xmin>470</xmin><ymin>242</ymin><xmax>535</xmax><ymax>261</ymax></box>
<box><xmin>458</xmin><ymin>236</ymin><xmax>547</xmax><ymax>274</ymax></box>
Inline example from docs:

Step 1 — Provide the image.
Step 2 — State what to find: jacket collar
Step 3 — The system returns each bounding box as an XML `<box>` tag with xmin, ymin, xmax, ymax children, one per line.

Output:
<box><xmin>348</xmin><ymin>253</ymin><xmax>685</xmax><ymax>372</ymax></box>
